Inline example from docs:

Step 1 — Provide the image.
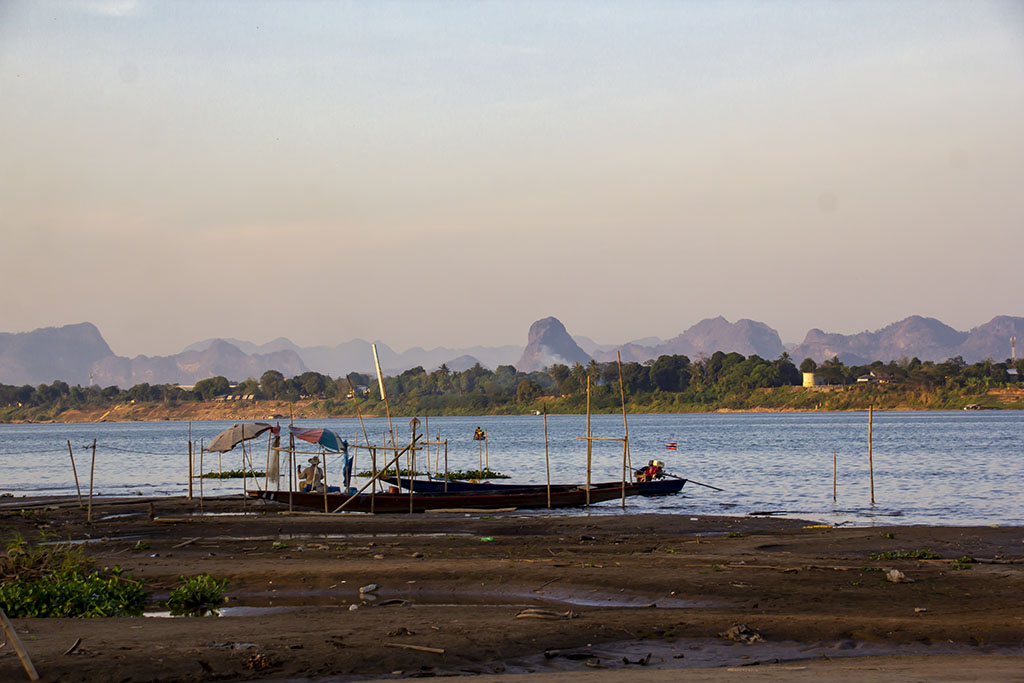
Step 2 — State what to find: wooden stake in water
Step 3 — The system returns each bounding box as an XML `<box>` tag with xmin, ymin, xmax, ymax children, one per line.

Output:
<box><xmin>322</xmin><ymin>448</ymin><xmax>329</xmax><ymax>514</ymax></box>
<box><xmin>833</xmin><ymin>451</ymin><xmax>837</xmax><ymax>502</ymax></box>
<box><xmin>199</xmin><ymin>441</ymin><xmax>204</xmax><ymax>511</ymax></box>
<box><xmin>88</xmin><ymin>438</ymin><xmax>96</xmax><ymax>523</ymax></box>
<box><xmin>586</xmin><ymin>376</ymin><xmax>592</xmax><ymax>507</ymax></box>
<box><xmin>187</xmin><ymin>422</ymin><xmax>193</xmax><ymax>500</ymax></box>
<box><xmin>67</xmin><ymin>440</ymin><xmax>82</xmax><ymax>507</ymax></box>
<box><xmin>444</xmin><ymin>439</ymin><xmax>448</xmax><ymax>493</ymax></box>
<box><xmin>543</xmin><ymin>405</ymin><xmax>551</xmax><ymax>509</ymax></box>
<box><xmin>868</xmin><ymin>405</ymin><xmax>875</xmax><ymax>505</ymax></box>
<box><xmin>617</xmin><ymin>351</ymin><xmax>630</xmax><ymax>507</ymax></box>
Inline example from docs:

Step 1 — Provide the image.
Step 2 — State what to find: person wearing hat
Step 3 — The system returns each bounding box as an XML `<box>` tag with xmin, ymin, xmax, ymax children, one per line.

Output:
<box><xmin>297</xmin><ymin>456</ymin><xmax>324</xmax><ymax>493</ymax></box>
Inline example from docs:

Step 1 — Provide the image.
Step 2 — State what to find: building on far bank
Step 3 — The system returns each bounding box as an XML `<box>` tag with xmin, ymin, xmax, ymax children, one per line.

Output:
<box><xmin>802</xmin><ymin>372</ymin><xmax>822</xmax><ymax>387</ymax></box>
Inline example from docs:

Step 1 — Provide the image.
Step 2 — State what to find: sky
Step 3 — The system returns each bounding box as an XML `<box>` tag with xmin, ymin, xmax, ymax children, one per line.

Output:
<box><xmin>2</xmin><ymin>1</ymin><xmax>1023</xmax><ymax>357</ymax></box>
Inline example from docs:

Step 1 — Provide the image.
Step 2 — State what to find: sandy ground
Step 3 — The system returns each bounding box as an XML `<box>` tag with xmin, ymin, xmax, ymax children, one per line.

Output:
<box><xmin>0</xmin><ymin>496</ymin><xmax>1022</xmax><ymax>682</ymax></box>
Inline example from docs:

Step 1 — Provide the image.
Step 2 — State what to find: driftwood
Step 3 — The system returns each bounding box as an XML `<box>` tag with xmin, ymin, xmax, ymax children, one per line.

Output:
<box><xmin>172</xmin><ymin>537</ymin><xmax>201</xmax><ymax>549</ymax></box>
<box><xmin>0</xmin><ymin>606</ymin><xmax>40</xmax><ymax>680</ymax></box>
<box><xmin>63</xmin><ymin>637</ymin><xmax>82</xmax><ymax>656</ymax></box>
<box><xmin>423</xmin><ymin>507</ymin><xmax>516</xmax><ymax>514</ymax></box>
<box><xmin>384</xmin><ymin>643</ymin><xmax>445</xmax><ymax>654</ymax></box>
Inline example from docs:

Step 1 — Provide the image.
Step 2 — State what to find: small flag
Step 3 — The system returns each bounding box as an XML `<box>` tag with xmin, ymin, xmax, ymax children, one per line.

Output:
<box><xmin>665</xmin><ymin>442</ymin><xmax>677</xmax><ymax>451</ymax></box>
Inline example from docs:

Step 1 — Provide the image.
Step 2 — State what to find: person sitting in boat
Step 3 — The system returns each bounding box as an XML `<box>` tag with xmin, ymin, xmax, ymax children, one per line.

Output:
<box><xmin>634</xmin><ymin>460</ymin><xmax>665</xmax><ymax>483</ymax></box>
<box><xmin>297</xmin><ymin>456</ymin><xmax>324</xmax><ymax>493</ymax></box>
<box><xmin>473</xmin><ymin>427</ymin><xmax>485</xmax><ymax>441</ymax></box>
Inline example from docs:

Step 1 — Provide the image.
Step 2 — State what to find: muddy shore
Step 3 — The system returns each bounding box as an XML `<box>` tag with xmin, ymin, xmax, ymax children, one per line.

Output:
<box><xmin>1</xmin><ymin>496</ymin><xmax>1021</xmax><ymax>681</ymax></box>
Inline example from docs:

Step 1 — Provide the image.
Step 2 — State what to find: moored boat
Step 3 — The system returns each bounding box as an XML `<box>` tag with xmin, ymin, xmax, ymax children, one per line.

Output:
<box><xmin>379</xmin><ymin>475</ymin><xmax>685</xmax><ymax>497</ymax></box>
<box><xmin>247</xmin><ymin>480</ymin><xmax>643</xmax><ymax>513</ymax></box>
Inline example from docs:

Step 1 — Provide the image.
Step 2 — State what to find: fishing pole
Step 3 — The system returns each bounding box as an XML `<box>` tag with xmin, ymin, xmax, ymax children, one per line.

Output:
<box><xmin>666</xmin><ymin>474</ymin><xmax>724</xmax><ymax>492</ymax></box>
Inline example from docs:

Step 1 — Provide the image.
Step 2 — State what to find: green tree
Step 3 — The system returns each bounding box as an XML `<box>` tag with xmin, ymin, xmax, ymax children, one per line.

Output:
<box><xmin>194</xmin><ymin>376</ymin><xmax>230</xmax><ymax>400</ymax></box>
<box><xmin>260</xmin><ymin>370</ymin><xmax>285</xmax><ymax>399</ymax></box>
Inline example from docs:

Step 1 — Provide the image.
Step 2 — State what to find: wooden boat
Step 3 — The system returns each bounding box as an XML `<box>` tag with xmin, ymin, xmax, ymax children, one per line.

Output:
<box><xmin>379</xmin><ymin>475</ymin><xmax>686</xmax><ymax>497</ymax></box>
<box><xmin>247</xmin><ymin>481</ymin><xmax>643</xmax><ymax>513</ymax></box>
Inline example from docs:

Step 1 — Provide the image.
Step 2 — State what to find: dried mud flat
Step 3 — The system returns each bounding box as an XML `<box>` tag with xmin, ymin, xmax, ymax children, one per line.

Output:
<box><xmin>1</xmin><ymin>496</ymin><xmax>1022</xmax><ymax>682</ymax></box>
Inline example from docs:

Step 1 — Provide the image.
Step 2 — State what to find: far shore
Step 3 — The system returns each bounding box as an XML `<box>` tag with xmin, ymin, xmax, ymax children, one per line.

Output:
<box><xmin>5</xmin><ymin>391</ymin><xmax>1024</xmax><ymax>425</ymax></box>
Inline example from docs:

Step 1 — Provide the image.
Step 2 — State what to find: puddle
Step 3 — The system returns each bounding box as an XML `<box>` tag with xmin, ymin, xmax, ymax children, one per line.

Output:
<box><xmin>498</xmin><ymin>637</ymin><xmax>1019</xmax><ymax>674</ymax></box>
<box><xmin>39</xmin><ymin>535</ymin><xmax>144</xmax><ymax>545</ymax></box>
<box><xmin>156</xmin><ymin>586</ymin><xmax>707</xmax><ymax>612</ymax></box>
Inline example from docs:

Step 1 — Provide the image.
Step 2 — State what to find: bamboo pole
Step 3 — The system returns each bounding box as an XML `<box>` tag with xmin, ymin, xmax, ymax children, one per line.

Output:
<box><xmin>332</xmin><ymin>435</ymin><xmax>420</xmax><ymax>512</ymax></box>
<box><xmin>199</xmin><ymin>441</ymin><xmax>204</xmax><ymax>511</ymax></box>
<box><xmin>617</xmin><ymin>351</ymin><xmax>630</xmax><ymax>507</ymax></box>
<box><xmin>67</xmin><ymin>440</ymin><xmax>82</xmax><ymax>507</ymax></box>
<box><xmin>187</xmin><ymin>422</ymin><xmax>193</xmax><ymax>500</ymax></box>
<box><xmin>87</xmin><ymin>438</ymin><xmax>96</xmax><ymax>523</ymax></box>
<box><xmin>409</xmin><ymin>421</ymin><xmax>417</xmax><ymax>513</ymax></box>
<box><xmin>586</xmin><ymin>376</ymin><xmax>592</xmax><ymax>507</ymax></box>
<box><xmin>0</xmin><ymin>605</ymin><xmax>39</xmax><ymax>681</ymax></box>
<box><xmin>443</xmin><ymin>439</ymin><xmax>448</xmax><ymax>492</ymax></box>
<box><xmin>868</xmin><ymin>406</ymin><xmax>875</xmax><ymax>504</ymax></box>
<box><xmin>289</xmin><ymin>406</ymin><xmax>295</xmax><ymax>512</ymax></box>
<box><xmin>371</xmin><ymin>446</ymin><xmax>376</xmax><ymax>513</ymax></box>
<box><xmin>484</xmin><ymin>430</ymin><xmax>489</xmax><ymax>473</ymax></box>
<box><xmin>833</xmin><ymin>451</ymin><xmax>837</xmax><ymax>502</ymax></box>
<box><xmin>241</xmin><ymin>438</ymin><xmax>247</xmax><ymax>511</ymax></box>
<box><xmin>322</xmin><ymin>448</ymin><xmax>329</xmax><ymax>514</ymax></box>
<box><xmin>372</xmin><ymin>343</ymin><xmax>396</xmax><ymax>448</ymax></box>
<box><xmin>543</xmin><ymin>405</ymin><xmax>551</xmax><ymax>509</ymax></box>
<box><xmin>434</xmin><ymin>427</ymin><xmax>441</xmax><ymax>477</ymax></box>
<box><xmin>266</xmin><ymin>432</ymin><xmax>272</xmax><ymax>490</ymax></box>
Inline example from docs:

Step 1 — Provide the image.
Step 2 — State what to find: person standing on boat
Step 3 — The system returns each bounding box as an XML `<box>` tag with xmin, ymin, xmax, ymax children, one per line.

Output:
<box><xmin>298</xmin><ymin>456</ymin><xmax>324</xmax><ymax>493</ymax></box>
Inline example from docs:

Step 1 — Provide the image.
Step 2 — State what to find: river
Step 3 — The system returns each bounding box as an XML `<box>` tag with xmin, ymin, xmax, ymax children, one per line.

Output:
<box><xmin>1</xmin><ymin>411</ymin><xmax>1020</xmax><ymax>526</ymax></box>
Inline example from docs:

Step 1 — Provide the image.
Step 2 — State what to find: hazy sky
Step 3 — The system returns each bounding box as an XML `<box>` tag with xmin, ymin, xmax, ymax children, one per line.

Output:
<box><xmin>2</xmin><ymin>1</ymin><xmax>1023</xmax><ymax>357</ymax></box>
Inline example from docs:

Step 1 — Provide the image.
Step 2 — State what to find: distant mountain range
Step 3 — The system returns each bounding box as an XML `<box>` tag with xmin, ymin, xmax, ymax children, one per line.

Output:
<box><xmin>2</xmin><ymin>315</ymin><xmax>1022</xmax><ymax>387</ymax></box>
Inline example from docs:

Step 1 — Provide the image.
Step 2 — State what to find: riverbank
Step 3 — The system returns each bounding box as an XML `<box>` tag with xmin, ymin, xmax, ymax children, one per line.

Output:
<box><xmin>1</xmin><ymin>497</ymin><xmax>1021</xmax><ymax>681</ymax></box>
<box><xmin>5</xmin><ymin>385</ymin><xmax>1024</xmax><ymax>424</ymax></box>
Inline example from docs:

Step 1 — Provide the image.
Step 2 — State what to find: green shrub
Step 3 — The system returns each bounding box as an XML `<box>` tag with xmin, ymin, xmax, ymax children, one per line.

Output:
<box><xmin>0</xmin><ymin>566</ymin><xmax>148</xmax><ymax>618</ymax></box>
<box><xmin>167</xmin><ymin>573</ymin><xmax>227</xmax><ymax>616</ymax></box>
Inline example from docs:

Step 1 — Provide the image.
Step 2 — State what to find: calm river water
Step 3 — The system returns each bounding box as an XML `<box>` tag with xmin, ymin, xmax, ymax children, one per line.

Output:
<box><xmin>1</xmin><ymin>411</ymin><xmax>1021</xmax><ymax>526</ymax></box>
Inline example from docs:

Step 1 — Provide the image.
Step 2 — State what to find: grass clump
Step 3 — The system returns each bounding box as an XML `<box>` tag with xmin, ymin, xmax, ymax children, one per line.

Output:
<box><xmin>167</xmin><ymin>573</ymin><xmax>227</xmax><ymax>616</ymax></box>
<box><xmin>0</xmin><ymin>533</ymin><xmax>147</xmax><ymax>617</ymax></box>
<box><xmin>869</xmin><ymin>549</ymin><xmax>942</xmax><ymax>560</ymax></box>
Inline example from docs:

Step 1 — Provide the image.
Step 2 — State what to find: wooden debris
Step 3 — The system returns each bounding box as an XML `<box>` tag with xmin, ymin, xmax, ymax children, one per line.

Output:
<box><xmin>63</xmin><ymin>637</ymin><xmax>82</xmax><ymax>656</ymax></box>
<box><xmin>172</xmin><ymin>537</ymin><xmax>201</xmax><ymax>549</ymax></box>
<box><xmin>384</xmin><ymin>643</ymin><xmax>445</xmax><ymax>654</ymax></box>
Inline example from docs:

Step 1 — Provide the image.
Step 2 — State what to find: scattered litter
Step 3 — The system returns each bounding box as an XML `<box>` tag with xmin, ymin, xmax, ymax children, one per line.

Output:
<box><xmin>886</xmin><ymin>569</ymin><xmax>915</xmax><ymax>583</ymax></box>
<box><xmin>480</xmin><ymin>537</ymin><xmax>495</xmax><ymax>542</ymax></box>
<box><xmin>580</xmin><ymin>535</ymin><xmax>596</xmax><ymax>541</ymax></box>
<box><xmin>359</xmin><ymin>584</ymin><xmax>378</xmax><ymax>593</ymax></box>
<box><xmin>245</xmin><ymin>653</ymin><xmax>274</xmax><ymax>671</ymax></box>
<box><xmin>914</xmin><ymin>607</ymin><xmax>928</xmax><ymax>613</ymax></box>
<box><xmin>348</xmin><ymin>605</ymin><xmax>359</xmax><ymax>611</ymax></box>
<box><xmin>210</xmin><ymin>642</ymin><xmax>257</xmax><ymax>650</ymax></box>
<box><xmin>623</xmin><ymin>653</ymin><xmax>652</xmax><ymax>666</ymax></box>
<box><xmin>720</xmin><ymin>624</ymin><xmax>763</xmax><ymax>644</ymax></box>
<box><xmin>388</xmin><ymin>627</ymin><xmax>414</xmax><ymax>637</ymax></box>
<box><xmin>411</xmin><ymin>552</ymin><xmax>424</xmax><ymax>558</ymax></box>
<box><xmin>385</xmin><ymin>643</ymin><xmax>445</xmax><ymax>655</ymax></box>
<box><xmin>372</xmin><ymin>554</ymin><xmax>385</xmax><ymax>560</ymax></box>
<box><xmin>377</xmin><ymin>599</ymin><xmax>411</xmax><ymax>607</ymax></box>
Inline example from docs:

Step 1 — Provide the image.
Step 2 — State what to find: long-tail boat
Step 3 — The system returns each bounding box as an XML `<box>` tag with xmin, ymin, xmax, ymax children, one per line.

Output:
<box><xmin>247</xmin><ymin>480</ymin><xmax>643</xmax><ymax>513</ymax></box>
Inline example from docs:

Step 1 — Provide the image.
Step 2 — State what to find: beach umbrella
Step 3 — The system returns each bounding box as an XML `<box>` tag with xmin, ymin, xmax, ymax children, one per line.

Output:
<box><xmin>206</xmin><ymin>422</ymin><xmax>274</xmax><ymax>453</ymax></box>
<box><xmin>291</xmin><ymin>426</ymin><xmax>351</xmax><ymax>488</ymax></box>
<box><xmin>289</xmin><ymin>426</ymin><xmax>346</xmax><ymax>452</ymax></box>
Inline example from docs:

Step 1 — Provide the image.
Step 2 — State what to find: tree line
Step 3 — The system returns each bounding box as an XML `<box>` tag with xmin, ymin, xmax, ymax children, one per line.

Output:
<box><xmin>2</xmin><ymin>352</ymin><xmax>1023</xmax><ymax>419</ymax></box>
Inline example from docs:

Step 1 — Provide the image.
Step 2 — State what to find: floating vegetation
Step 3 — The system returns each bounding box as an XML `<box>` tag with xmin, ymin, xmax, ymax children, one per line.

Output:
<box><xmin>200</xmin><ymin>469</ymin><xmax>264</xmax><ymax>479</ymax></box>
<box><xmin>355</xmin><ymin>468</ymin><xmax>426</xmax><ymax>478</ymax></box>
<box><xmin>167</xmin><ymin>573</ymin><xmax>227</xmax><ymax>616</ymax></box>
<box><xmin>869</xmin><ymin>549</ymin><xmax>942</xmax><ymax>560</ymax></box>
<box><xmin>445</xmin><ymin>469</ymin><xmax>510</xmax><ymax>480</ymax></box>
